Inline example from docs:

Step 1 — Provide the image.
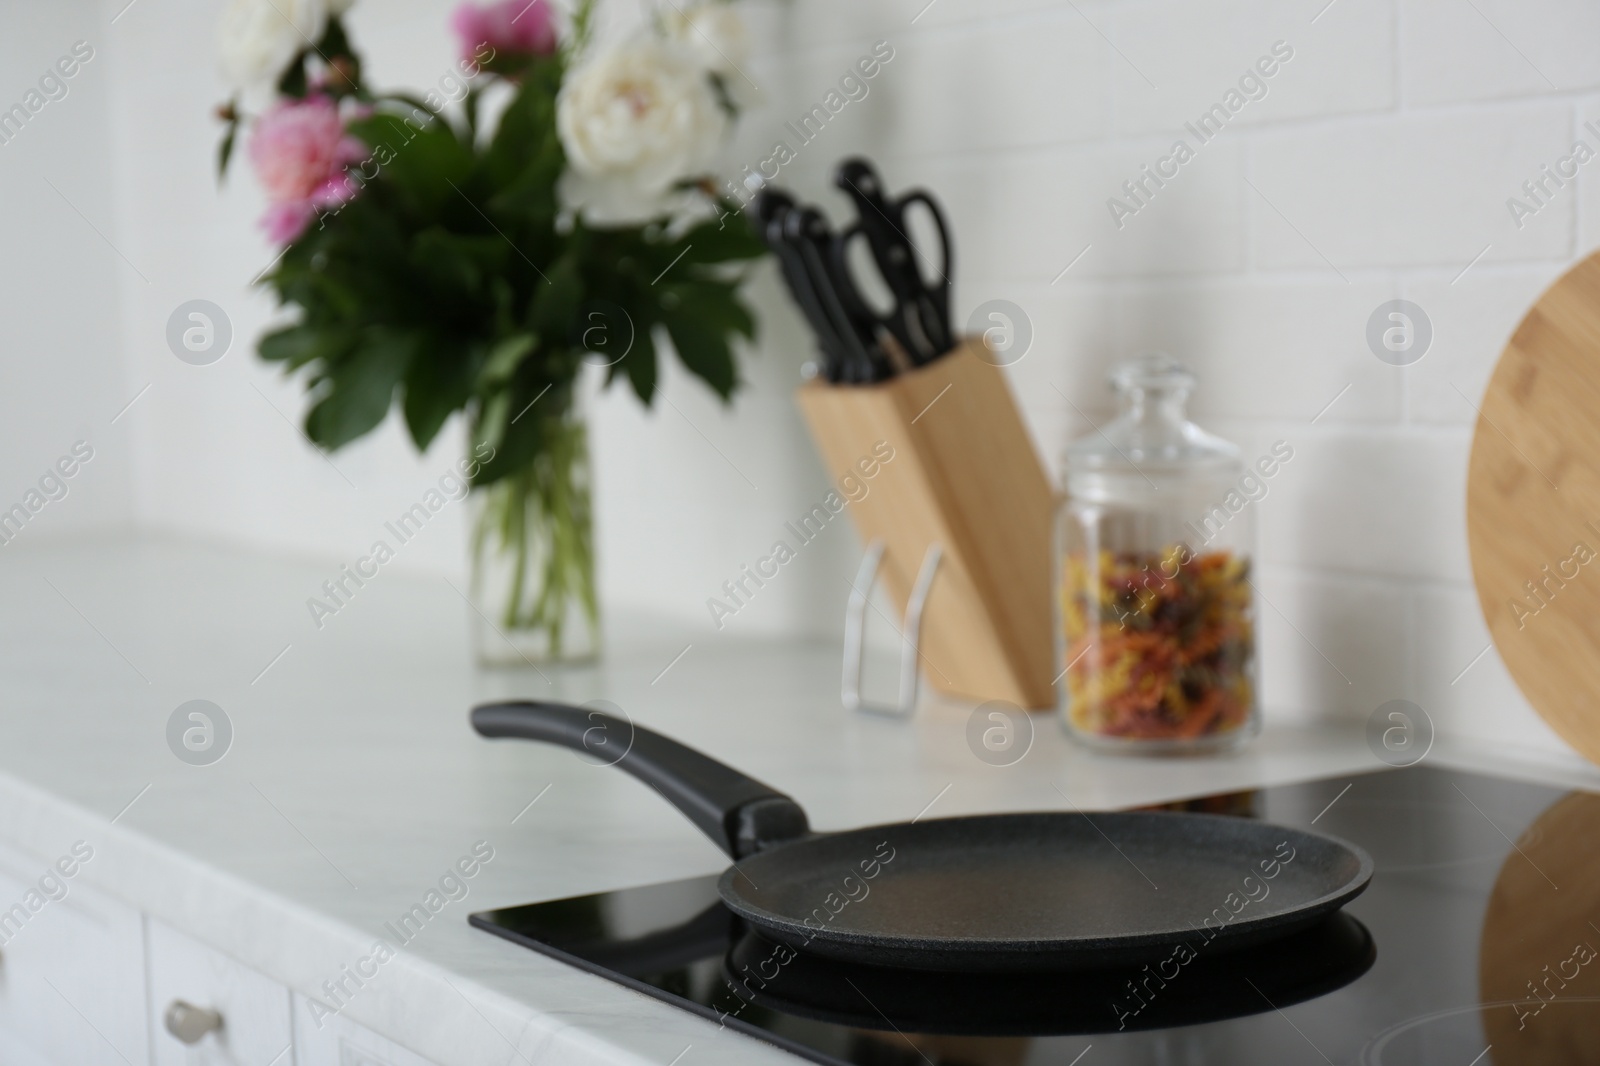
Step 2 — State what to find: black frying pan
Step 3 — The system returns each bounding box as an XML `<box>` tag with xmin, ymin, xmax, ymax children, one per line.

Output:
<box><xmin>472</xmin><ymin>701</ymin><xmax>1373</xmax><ymax>973</ymax></box>
<box><xmin>723</xmin><ymin>914</ymin><xmax>1375</xmax><ymax>1035</ymax></box>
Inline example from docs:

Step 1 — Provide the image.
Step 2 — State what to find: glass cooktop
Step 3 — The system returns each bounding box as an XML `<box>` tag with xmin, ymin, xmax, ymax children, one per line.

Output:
<box><xmin>470</xmin><ymin>764</ymin><xmax>1600</xmax><ymax>1065</ymax></box>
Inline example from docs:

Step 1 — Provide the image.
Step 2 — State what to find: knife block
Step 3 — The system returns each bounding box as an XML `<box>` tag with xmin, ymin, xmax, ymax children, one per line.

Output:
<box><xmin>796</xmin><ymin>336</ymin><xmax>1058</xmax><ymax>710</ymax></box>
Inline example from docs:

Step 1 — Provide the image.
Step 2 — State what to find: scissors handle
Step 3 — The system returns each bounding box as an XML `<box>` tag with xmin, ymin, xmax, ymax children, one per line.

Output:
<box><xmin>898</xmin><ymin>191</ymin><xmax>953</xmax><ymax>306</ymax></box>
<box><xmin>831</xmin><ymin>218</ymin><xmax>952</xmax><ymax>366</ymax></box>
<box><xmin>829</xmin><ymin>224</ymin><xmax>922</xmax><ymax>368</ymax></box>
<box><xmin>834</xmin><ymin>159</ymin><xmax>955</xmax><ymax>362</ymax></box>
<box><xmin>894</xmin><ymin>189</ymin><xmax>954</xmax><ymax>358</ymax></box>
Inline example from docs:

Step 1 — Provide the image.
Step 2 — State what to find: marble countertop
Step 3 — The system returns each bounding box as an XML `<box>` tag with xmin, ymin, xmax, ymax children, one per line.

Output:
<box><xmin>0</xmin><ymin>535</ymin><xmax>1595</xmax><ymax>1066</ymax></box>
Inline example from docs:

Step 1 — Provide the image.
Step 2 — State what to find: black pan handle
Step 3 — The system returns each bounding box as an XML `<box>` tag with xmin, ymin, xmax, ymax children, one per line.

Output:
<box><xmin>471</xmin><ymin>701</ymin><xmax>810</xmax><ymax>860</ymax></box>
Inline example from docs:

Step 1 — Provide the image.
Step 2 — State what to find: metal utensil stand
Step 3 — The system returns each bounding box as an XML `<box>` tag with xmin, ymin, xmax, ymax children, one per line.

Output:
<box><xmin>842</xmin><ymin>539</ymin><xmax>942</xmax><ymax>717</ymax></box>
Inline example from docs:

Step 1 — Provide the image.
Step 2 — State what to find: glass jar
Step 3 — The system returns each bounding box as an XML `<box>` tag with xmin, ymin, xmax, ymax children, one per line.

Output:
<box><xmin>1056</xmin><ymin>354</ymin><xmax>1259</xmax><ymax>754</ymax></box>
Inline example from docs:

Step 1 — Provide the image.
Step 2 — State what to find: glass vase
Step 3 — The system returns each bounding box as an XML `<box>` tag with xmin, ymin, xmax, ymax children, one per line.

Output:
<box><xmin>469</xmin><ymin>407</ymin><xmax>599</xmax><ymax>666</ymax></box>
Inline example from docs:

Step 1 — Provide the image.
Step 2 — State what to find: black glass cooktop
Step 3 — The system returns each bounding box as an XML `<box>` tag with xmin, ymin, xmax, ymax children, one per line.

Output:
<box><xmin>471</xmin><ymin>764</ymin><xmax>1600</xmax><ymax>1065</ymax></box>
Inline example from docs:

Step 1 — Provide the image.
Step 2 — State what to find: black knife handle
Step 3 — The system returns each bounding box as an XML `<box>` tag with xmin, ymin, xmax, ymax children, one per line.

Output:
<box><xmin>471</xmin><ymin>701</ymin><xmax>810</xmax><ymax>859</ymax></box>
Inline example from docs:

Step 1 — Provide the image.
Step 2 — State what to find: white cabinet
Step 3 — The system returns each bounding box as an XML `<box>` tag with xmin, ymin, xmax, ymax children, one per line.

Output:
<box><xmin>0</xmin><ymin>840</ymin><xmax>149</xmax><ymax>1066</ymax></box>
<box><xmin>292</xmin><ymin>994</ymin><xmax>437</xmax><ymax>1066</ymax></box>
<box><xmin>0</xmin><ymin>847</ymin><xmax>438</xmax><ymax>1066</ymax></box>
<box><xmin>146</xmin><ymin>920</ymin><xmax>294</xmax><ymax>1065</ymax></box>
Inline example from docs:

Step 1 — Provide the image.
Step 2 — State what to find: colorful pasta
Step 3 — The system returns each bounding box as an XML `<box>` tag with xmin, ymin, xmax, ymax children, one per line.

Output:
<box><xmin>1061</xmin><ymin>547</ymin><xmax>1255</xmax><ymax>741</ymax></box>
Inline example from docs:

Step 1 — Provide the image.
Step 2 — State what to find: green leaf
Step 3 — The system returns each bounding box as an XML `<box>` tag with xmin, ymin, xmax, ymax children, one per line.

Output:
<box><xmin>318</xmin><ymin>15</ymin><xmax>353</xmax><ymax>60</ymax></box>
<box><xmin>480</xmin><ymin>333</ymin><xmax>535</xmax><ymax>388</ymax></box>
<box><xmin>402</xmin><ymin>338</ymin><xmax>480</xmax><ymax>452</ymax></box>
<box><xmin>529</xmin><ymin>255</ymin><xmax>583</xmax><ymax>337</ymax></box>
<box><xmin>314</xmin><ymin>17</ymin><xmax>362</xmax><ymax>95</ymax></box>
<box><xmin>486</xmin><ymin>275</ymin><xmax>518</xmax><ymax>337</ymax></box>
<box><xmin>258</xmin><ymin>323</ymin><xmax>352</xmax><ymax>371</ymax></box>
<box><xmin>602</xmin><ymin>301</ymin><xmax>652</xmax><ymax>388</ymax></box>
<box><xmin>463</xmin><ymin>86</ymin><xmax>481</xmax><ymax>143</ymax></box>
<box><xmin>663</xmin><ymin>310</ymin><xmax>736</xmax><ymax>399</ymax></box>
<box><xmin>570</xmin><ymin>0</ymin><xmax>597</xmax><ymax>51</ymax></box>
<box><xmin>474</xmin><ymin>391</ymin><xmax>511</xmax><ymax>462</ymax></box>
<box><xmin>486</xmin><ymin>137</ymin><xmax>565</xmax><ymax>223</ymax></box>
<box><xmin>468</xmin><ymin>377</ymin><xmax>574</xmax><ymax>486</ymax></box>
<box><xmin>304</xmin><ymin>329</ymin><xmax>417</xmax><ymax>450</ymax></box>
<box><xmin>675</xmin><ymin>208</ymin><xmax>769</xmax><ymax>265</ymax></box>
<box><xmin>216</xmin><ymin>105</ymin><xmax>239</xmax><ymax>181</ymax></box>
<box><xmin>625</xmin><ymin>325</ymin><xmax>659</xmax><ymax>405</ymax></box>
<box><xmin>346</xmin><ymin>113</ymin><xmax>474</xmax><ymax>216</ymax></box>
<box><xmin>483</xmin><ymin>59</ymin><xmax>564</xmax><ymax>181</ymax></box>
<box><xmin>277</xmin><ymin>53</ymin><xmax>308</xmax><ymax>98</ymax></box>
<box><xmin>372</xmin><ymin>92</ymin><xmax>436</xmax><ymax>117</ymax></box>
<box><xmin>410</xmin><ymin>227</ymin><xmax>506</xmax><ymax>294</ymax></box>
<box><xmin>660</xmin><ymin>279</ymin><xmax>756</xmax><ymax>340</ymax></box>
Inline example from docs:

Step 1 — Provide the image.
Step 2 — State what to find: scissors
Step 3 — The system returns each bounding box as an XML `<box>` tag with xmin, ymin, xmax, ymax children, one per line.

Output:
<box><xmin>831</xmin><ymin>158</ymin><xmax>955</xmax><ymax>365</ymax></box>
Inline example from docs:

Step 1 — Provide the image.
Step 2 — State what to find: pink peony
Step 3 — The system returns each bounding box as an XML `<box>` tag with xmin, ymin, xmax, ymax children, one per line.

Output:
<box><xmin>451</xmin><ymin>0</ymin><xmax>558</xmax><ymax>64</ymax></box>
<box><xmin>248</xmin><ymin>95</ymin><xmax>367</xmax><ymax>243</ymax></box>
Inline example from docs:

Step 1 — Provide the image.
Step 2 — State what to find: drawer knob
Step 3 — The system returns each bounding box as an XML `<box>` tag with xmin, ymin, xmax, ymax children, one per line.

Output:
<box><xmin>164</xmin><ymin>1000</ymin><xmax>223</xmax><ymax>1045</ymax></box>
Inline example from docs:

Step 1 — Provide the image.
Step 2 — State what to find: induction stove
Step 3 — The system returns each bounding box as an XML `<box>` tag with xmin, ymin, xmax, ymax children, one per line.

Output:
<box><xmin>470</xmin><ymin>764</ymin><xmax>1600</xmax><ymax>1065</ymax></box>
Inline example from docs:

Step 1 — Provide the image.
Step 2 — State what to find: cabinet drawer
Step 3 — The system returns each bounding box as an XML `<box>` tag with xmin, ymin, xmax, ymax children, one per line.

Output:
<box><xmin>147</xmin><ymin>920</ymin><xmax>292</xmax><ymax>1065</ymax></box>
<box><xmin>292</xmin><ymin>994</ymin><xmax>437</xmax><ymax>1066</ymax></box>
<box><xmin>0</xmin><ymin>839</ymin><xmax>148</xmax><ymax>1066</ymax></box>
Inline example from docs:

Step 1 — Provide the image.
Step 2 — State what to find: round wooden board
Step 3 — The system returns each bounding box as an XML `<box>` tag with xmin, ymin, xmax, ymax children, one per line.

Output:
<box><xmin>1467</xmin><ymin>250</ymin><xmax>1600</xmax><ymax>766</ymax></box>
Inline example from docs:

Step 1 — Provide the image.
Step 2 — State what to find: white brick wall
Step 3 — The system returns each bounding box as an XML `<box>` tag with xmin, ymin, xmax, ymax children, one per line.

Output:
<box><xmin>731</xmin><ymin>0</ymin><xmax>1600</xmax><ymax>760</ymax></box>
<box><xmin>33</xmin><ymin>0</ymin><xmax>1587</xmax><ymax>764</ymax></box>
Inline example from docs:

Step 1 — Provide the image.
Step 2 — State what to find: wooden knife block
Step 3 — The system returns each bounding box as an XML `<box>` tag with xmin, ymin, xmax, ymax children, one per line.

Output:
<box><xmin>796</xmin><ymin>337</ymin><xmax>1057</xmax><ymax>709</ymax></box>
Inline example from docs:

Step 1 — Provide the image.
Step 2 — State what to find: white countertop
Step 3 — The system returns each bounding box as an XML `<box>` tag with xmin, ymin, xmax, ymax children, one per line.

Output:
<box><xmin>1</xmin><ymin>535</ymin><xmax>1596</xmax><ymax>1066</ymax></box>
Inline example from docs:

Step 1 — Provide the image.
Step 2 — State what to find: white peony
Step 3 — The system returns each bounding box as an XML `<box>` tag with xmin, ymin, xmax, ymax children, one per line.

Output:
<box><xmin>218</xmin><ymin>0</ymin><xmax>329</xmax><ymax>94</ymax></box>
<box><xmin>662</xmin><ymin>2</ymin><xmax>751</xmax><ymax>79</ymax></box>
<box><xmin>557</xmin><ymin>39</ymin><xmax>728</xmax><ymax>224</ymax></box>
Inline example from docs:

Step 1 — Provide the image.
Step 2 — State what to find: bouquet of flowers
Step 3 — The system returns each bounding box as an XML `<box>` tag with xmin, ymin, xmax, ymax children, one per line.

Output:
<box><xmin>215</xmin><ymin>0</ymin><xmax>767</xmax><ymax>661</ymax></box>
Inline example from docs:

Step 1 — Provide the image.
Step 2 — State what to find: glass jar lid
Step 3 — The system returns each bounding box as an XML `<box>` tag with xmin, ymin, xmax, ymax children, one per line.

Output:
<box><xmin>1065</xmin><ymin>353</ymin><xmax>1238</xmax><ymax>471</ymax></box>
<box><xmin>1064</xmin><ymin>353</ymin><xmax>1239</xmax><ymax>499</ymax></box>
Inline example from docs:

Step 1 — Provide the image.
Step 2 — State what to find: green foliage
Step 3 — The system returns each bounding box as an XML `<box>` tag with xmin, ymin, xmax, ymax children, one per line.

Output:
<box><xmin>216</xmin><ymin>101</ymin><xmax>240</xmax><ymax>180</ymax></box>
<box><xmin>257</xmin><ymin>49</ymin><xmax>767</xmax><ymax>487</ymax></box>
<box><xmin>274</xmin><ymin>15</ymin><xmax>358</xmax><ymax>102</ymax></box>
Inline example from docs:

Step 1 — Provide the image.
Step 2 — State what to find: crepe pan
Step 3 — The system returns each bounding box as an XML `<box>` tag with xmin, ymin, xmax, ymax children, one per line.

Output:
<box><xmin>472</xmin><ymin>701</ymin><xmax>1372</xmax><ymax>972</ymax></box>
<box><xmin>723</xmin><ymin>913</ymin><xmax>1374</xmax><ymax>1035</ymax></box>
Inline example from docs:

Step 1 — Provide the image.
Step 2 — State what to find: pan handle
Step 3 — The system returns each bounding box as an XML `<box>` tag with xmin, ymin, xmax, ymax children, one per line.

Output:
<box><xmin>471</xmin><ymin>701</ymin><xmax>810</xmax><ymax>860</ymax></box>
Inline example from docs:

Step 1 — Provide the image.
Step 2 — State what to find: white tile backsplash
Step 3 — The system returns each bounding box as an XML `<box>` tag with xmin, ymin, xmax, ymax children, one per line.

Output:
<box><xmin>986</xmin><ymin>282</ymin><xmax>1120</xmax><ymax>409</ymax></box>
<box><xmin>1109</xmin><ymin>0</ymin><xmax>1396</xmax><ymax>135</ymax></box>
<box><xmin>1113</xmin><ymin>277</ymin><xmax>1403</xmax><ymax>422</ymax></box>
<box><xmin>1573</xmin><ymin>97</ymin><xmax>1600</xmax><ymax>255</ymax></box>
<box><xmin>1402</xmin><ymin>265</ymin><xmax>1563</xmax><ymax>424</ymax></box>
<box><xmin>1412</xmin><ymin>584</ymin><xmax>1574</xmax><ymax>758</ymax></box>
<box><xmin>884</xmin><ymin>12</ymin><xmax>1109</xmax><ymax>157</ymax></box>
<box><xmin>927</xmin><ymin>137</ymin><xmax>1252</xmax><ymax>283</ymax></box>
<box><xmin>1400</xmin><ymin>0</ymin><xmax>1600</xmax><ymax>106</ymax></box>
<box><xmin>1250</xmin><ymin>105</ymin><xmax>1576</xmax><ymax>271</ymax></box>
<box><xmin>726</xmin><ymin>0</ymin><xmax>1598</xmax><ymax>758</ymax></box>
<box><xmin>1255</xmin><ymin>568</ymin><xmax>1413</xmax><ymax>725</ymax></box>
<box><xmin>1262</xmin><ymin>426</ymin><xmax>1472</xmax><ymax>581</ymax></box>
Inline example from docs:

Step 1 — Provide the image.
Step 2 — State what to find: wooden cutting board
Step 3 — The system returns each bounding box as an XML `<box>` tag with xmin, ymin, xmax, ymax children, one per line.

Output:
<box><xmin>1466</xmin><ymin>250</ymin><xmax>1600</xmax><ymax>766</ymax></box>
